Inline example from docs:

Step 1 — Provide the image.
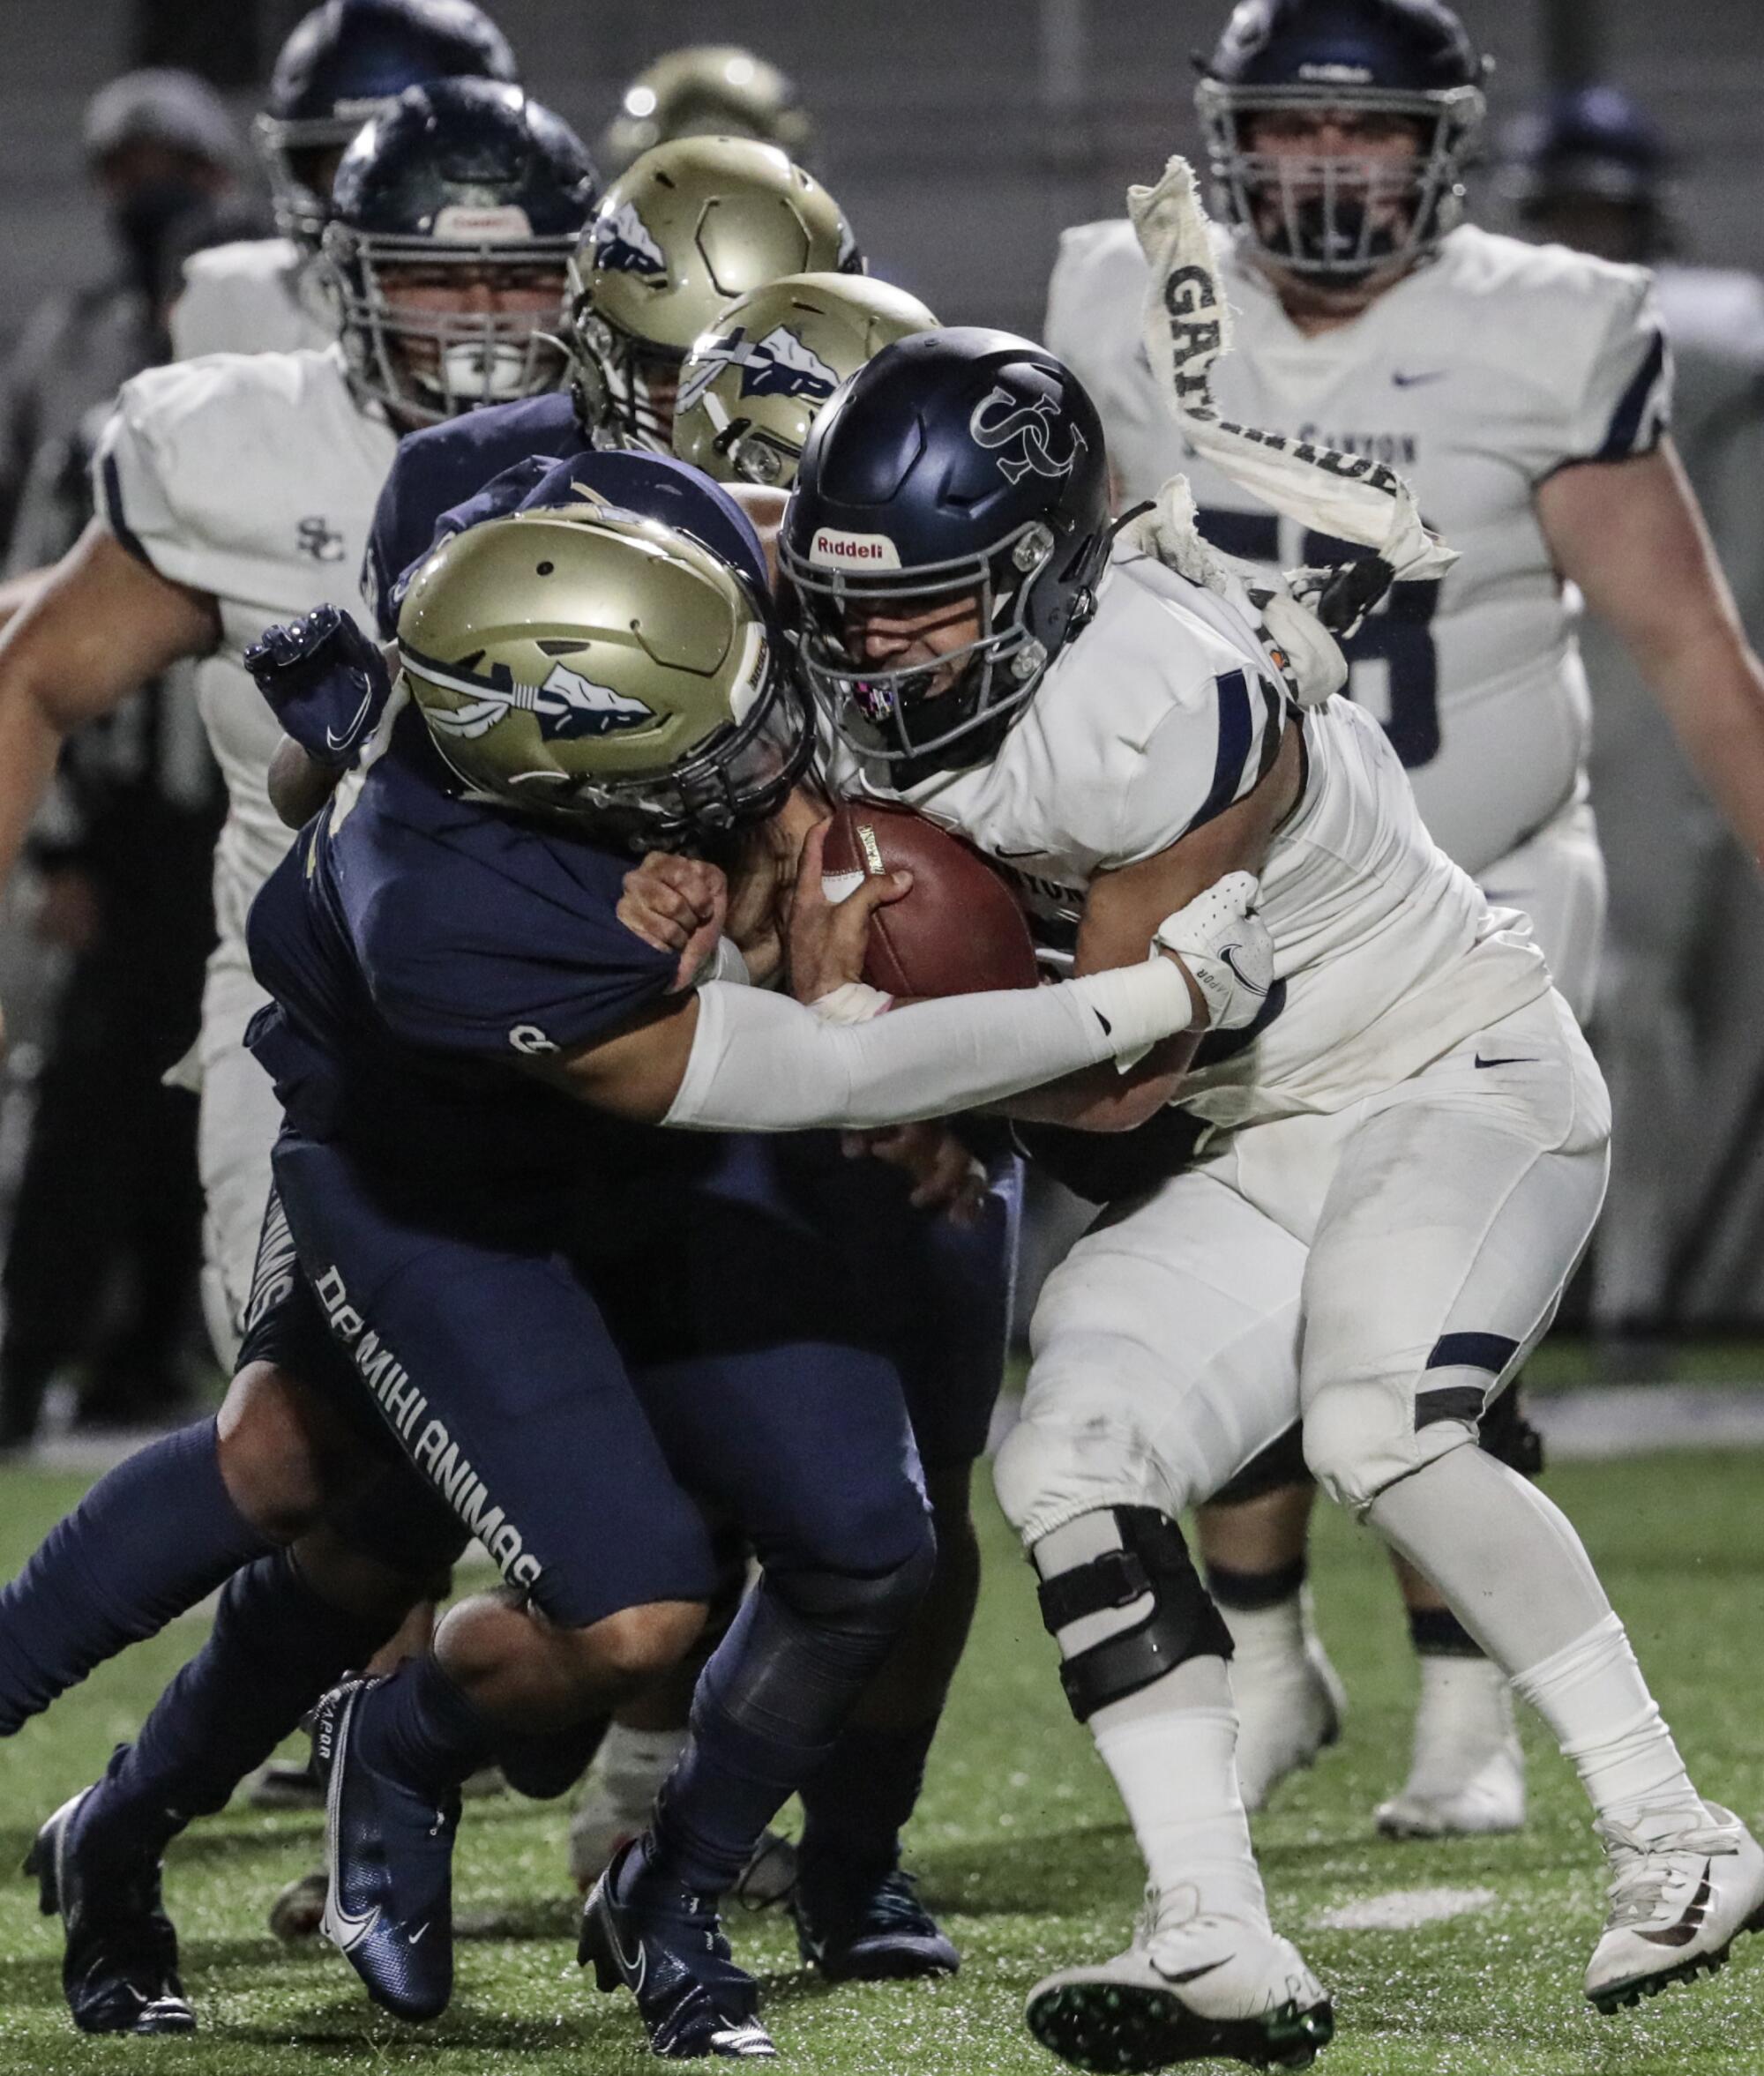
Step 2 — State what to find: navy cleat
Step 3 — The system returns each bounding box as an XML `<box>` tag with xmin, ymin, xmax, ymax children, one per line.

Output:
<box><xmin>26</xmin><ymin>1784</ymin><xmax>196</xmax><ymax>2035</ymax></box>
<box><xmin>314</xmin><ymin>1676</ymin><xmax>458</xmax><ymax>2022</ymax></box>
<box><xmin>792</xmin><ymin>1855</ymin><xmax>959</xmax><ymax>1982</ymax></box>
<box><xmin>580</xmin><ymin>1837</ymin><xmax>776</xmax><ymax>2059</ymax></box>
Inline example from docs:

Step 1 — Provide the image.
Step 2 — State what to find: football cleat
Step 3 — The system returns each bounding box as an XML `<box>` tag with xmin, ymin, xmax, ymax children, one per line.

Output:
<box><xmin>1026</xmin><ymin>1889</ymin><xmax>1333</xmax><ymax>2072</ymax></box>
<box><xmin>268</xmin><ymin>1868</ymin><xmax>329</xmax><ymax>1943</ymax></box>
<box><xmin>792</xmin><ymin>1856</ymin><xmax>958</xmax><ymax>1981</ymax></box>
<box><xmin>1374</xmin><ymin>1656</ymin><xmax>1525</xmax><ymax>1839</ymax></box>
<box><xmin>579</xmin><ymin>1837</ymin><xmax>776</xmax><ymax>2059</ymax></box>
<box><xmin>1225</xmin><ymin>1606</ymin><xmax>1346</xmax><ymax>1814</ymax></box>
<box><xmin>1586</xmin><ymin>1802</ymin><xmax>1764</xmax><ymax>2013</ymax></box>
<box><xmin>314</xmin><ymin>1677</ymin><xmax>458</xmax><ymax>2023</ymax></box>
<box><xmin>26</xmin><ymin>1786</ymin><xmax>196</xmax><ymax>2035</ymax></box>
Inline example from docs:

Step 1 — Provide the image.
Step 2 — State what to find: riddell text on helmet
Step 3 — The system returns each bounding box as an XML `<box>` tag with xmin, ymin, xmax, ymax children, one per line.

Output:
<box><xmin>810</xmin><ymin>527</ymin><xmax>902</xmax><ymax>568</ymax></box>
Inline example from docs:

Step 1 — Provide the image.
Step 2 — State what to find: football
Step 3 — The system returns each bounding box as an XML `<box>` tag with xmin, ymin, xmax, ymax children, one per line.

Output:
<box><xmin>820</xmin><ymin>799</ymin><xmax>1041</xmax><ymax>999</ymax></box>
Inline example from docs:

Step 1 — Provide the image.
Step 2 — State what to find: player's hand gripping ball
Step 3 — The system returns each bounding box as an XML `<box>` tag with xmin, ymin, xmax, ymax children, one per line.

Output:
<box><xmin>821</xmin><ymin>800</ymin><xmax>1040</xmax><ymax>999</ymax></box>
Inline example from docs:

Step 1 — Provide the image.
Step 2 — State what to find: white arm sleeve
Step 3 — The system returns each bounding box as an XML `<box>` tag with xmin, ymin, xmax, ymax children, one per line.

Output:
<box><xmin>665</xmin><ymin>958</ymin><xmax>1193</xmax><ymax>1132</ymax></box>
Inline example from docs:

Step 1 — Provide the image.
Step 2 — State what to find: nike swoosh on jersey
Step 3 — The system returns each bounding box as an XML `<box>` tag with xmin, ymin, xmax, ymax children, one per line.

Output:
<box><xmin>1391</xmin><ymin>369</ymin><xmax>1449</xmax><ymax>387</ymax></box>
<box><xmin>1094</xmin><ymin>1010</ymin><xmax>1113</xmax><ymax>1037</ymax></box>
<box><xmin>1472</xmin><ymin>1053</ymin><xmax>1537</xmax><ymax>1069</ymax></box>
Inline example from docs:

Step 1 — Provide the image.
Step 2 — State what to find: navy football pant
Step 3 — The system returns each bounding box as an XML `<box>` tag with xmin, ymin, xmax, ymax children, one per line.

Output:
<box><xmin>272</xmin><ymin>1133</ymin><xmax>931</xmax><ymax>1630</ymax></box>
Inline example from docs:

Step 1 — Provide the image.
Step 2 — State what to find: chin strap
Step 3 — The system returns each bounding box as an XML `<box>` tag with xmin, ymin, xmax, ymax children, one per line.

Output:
<box><xmin>1121</xmin><ymin>155</ymin><xmax>1459</xmax><ymax>707</ymax></box>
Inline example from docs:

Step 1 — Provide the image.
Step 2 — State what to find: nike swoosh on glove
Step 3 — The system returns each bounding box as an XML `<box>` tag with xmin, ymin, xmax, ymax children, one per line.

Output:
<box><xmin>244</xmin><ymin>605</ymin><xmax>392</xmax><ymax>770</ymax></box>
<box><xmin>1154</xmin><ymin>870</ymin><xmax>1275</xmax><ymax>1031</ymax></box>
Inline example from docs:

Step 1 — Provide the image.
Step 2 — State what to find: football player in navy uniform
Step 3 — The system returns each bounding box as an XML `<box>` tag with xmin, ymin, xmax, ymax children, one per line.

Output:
<box><xmin>268</xmin><ymin>295</ymin><xmax>1026</xmax><ymax>1989</ymax></box>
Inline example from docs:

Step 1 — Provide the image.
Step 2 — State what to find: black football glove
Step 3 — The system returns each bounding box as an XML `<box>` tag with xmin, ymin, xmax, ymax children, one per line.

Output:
<box><xmin>244</xmin><ymin>605</ymin><xmax>392</xmax><ymax>770</ymax></box>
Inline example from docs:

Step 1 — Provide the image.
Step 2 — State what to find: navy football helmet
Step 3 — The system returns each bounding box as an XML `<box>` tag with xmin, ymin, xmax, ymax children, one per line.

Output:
<box><xmin>780</xmin><ymin>328</ymin><xmax>1110</xmax><ymax>778</ymax></box>
<box><xmin>257</xmin><ymin>0</ymin><xmax>519</xmax><ymax>250</ymax></box>
<box><xmin>1196</xmin><ymin>0</ymin><xmax>1488</xmax><ymax>281</ymax></box>
<box><xmin>325</xmin><ymin>78</ymin><xmax>597</xmax><ymax>425</ymax></box>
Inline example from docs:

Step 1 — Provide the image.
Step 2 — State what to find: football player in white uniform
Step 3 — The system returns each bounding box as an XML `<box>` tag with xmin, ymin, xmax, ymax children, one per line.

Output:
<box><xmin>171</xmin><ymin>0</ymin><xmax>519</xmax><ymax>362</ymax></box>
<box><xmin>1043</xmin><ymin>0</ymin><xmax>1764</xmax><ymax>1838</ymax></box>
<box><xmin>781</xmin><ymin>320</ymin><xmax>1764</xmax><ymax>2064</ymax></box>
<box><xmin>0</xmin><ymin>80</ymin><xmax>598</xmax><ymax>1363</ymax></box>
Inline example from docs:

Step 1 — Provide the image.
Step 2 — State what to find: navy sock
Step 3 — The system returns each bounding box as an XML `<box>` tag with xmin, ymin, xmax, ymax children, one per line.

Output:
<box><xmin>355</xmin><ymin>1653</ymin><xmax>497</xmax><ymax>1803</ymax></box>
<box><xmin>798</xmin><ymin>1719</ymin><xmax>939</xmax><ymax>1876</ymax></box>
<box><xmin>0</xmin><ymin>1419</ymin><xmax>271</xmax><ymax>1735</ymax></box>
<box><xmin>1409</xmin><ymin>1605</ymin><xmax>1485</xmax><ymax>1658</ymax></box>
<box><xmin>80</xmin><ymin>1552</ymin><xmax>391</xmax><ymax>1865</ymax></box>
<box><xmin>1205</xmin><ymin>1555</ymin><xmax>1308</xmax><ymax>1611</ymax></box>
<box><xmin>651</xmin><ymin>1560</ymin><xmax>925</xmax><ymax>1896</ymax></box>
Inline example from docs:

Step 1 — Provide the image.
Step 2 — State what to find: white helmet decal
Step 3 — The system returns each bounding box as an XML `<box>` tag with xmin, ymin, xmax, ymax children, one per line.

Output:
<box><xmin>968</xmin><ymin>385</ymin><xmax>1088</xmax><ymax>485</ymax></box>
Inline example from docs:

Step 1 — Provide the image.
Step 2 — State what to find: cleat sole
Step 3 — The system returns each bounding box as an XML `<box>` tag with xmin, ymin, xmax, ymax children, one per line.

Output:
<box><xmin>1589</xmin><ymin>1905</ymin><xmax>1764</xmax><ymax>2015</ymax></box>
<box><xmin>1028</xmin><ymin>1981</ymin><xmax>1334</xmax><ymax>2072</ymax></box>
<box><xmin>576</xmin><ymin>1888</ymin><xmax>623</xmax><ymax>1994</ymax></box>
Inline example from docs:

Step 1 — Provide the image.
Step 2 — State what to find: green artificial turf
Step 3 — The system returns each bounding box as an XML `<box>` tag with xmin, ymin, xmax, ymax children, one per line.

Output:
<box><xmin>0</xmin><ymin>1449</ymin><xmax>1760</xmax><ymax>2074</ymax></box>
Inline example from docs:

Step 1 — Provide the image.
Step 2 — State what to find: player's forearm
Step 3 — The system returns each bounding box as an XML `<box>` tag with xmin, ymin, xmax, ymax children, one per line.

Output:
<box><xmin>664</xmin><ymin>960</ymin><xmax>1196</xmax><ymax>1132</ymax></box>
<box><xmin>989</xmin><ymin>1033</ymin><xmax>1200</xmax><ymax>1131</ymax></box>
<box><xmin>1636</xmin><ymin>622</ymin><xmax>1764</xmax><ymax>870</ymax></box>
<box><xmin>269</xmin><ymin>736</ymin><xmax>344</xmax><ymax>829</ymax></box>
<box><xmin>0</xmin><ymin>689</ymin><xmax>63</xmax><ymax>893</ymax></box>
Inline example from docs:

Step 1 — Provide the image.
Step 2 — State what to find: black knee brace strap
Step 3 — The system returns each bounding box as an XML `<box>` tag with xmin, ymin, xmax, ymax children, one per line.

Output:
<box><xmin>1035</xmin><ymin>1507</ymin><xmax>1234</xmax><ymax>1724</ymax></box>
<box><xmin>1478</xmin><ymin>1380</ymin><xmax>1544</xmax><ymax>1477</ymax></box>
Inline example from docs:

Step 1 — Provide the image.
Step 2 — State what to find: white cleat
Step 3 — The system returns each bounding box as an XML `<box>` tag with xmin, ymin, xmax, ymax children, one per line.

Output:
<box><xmin>1225</xmin><ymin>1602</ymin><xmax>1346</xmax><ymax>1814</ymax></box>
<box><xmin>1374</xmin><ymin>1655</ymin><xmax>1525</xmax><ymax>1839</ymax></box>
<box><xmin>1026</xmin><ymin>1889</ymin><xmax>1334</xmax><ymax>2071</ymax></box>
<box><xmin>1586</xmin><ymin>1802</ymin><xmax>1764</xmax><ymax>2013</ymax></box>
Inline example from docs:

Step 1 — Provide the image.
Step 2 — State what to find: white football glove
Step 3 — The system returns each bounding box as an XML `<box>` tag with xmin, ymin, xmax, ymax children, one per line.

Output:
<box><xmin>1154</xmin><ymin>870</ymin><xmax>1274</xmax><ymax>1032</ymax></box>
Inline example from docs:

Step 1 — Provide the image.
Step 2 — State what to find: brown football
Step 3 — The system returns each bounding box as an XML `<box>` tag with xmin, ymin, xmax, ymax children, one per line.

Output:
<box><xmin>820</xmin><ymin>800</ymin><xmax>1040</xmax><ymax>999</ymax></box>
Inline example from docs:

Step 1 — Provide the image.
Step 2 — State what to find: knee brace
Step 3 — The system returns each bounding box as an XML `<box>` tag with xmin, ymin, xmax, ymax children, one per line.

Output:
<box><xmin>1033</xmin><ymin>1507</ymin><xmax>1233</xmax><ymax>1724</ymax></box>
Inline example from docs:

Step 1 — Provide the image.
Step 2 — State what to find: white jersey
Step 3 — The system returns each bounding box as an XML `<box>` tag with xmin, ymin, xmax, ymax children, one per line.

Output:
<box><xmin>171</xmin><ymin>236</ymin><xmax>336</xmax><ymax>361</ymax></box>
<box><xmin>823</xmin><ymin>551</ymin><xmax>1548</xmax><ymax>1131</ymax></box>
<box><xmin>94</xmin><ymin>345</ymin><xmax>396</xmax><ymax>946</ymax></box>
<box><xmin>1045</xmin><ymin>221</ymin><xmax>1671</xmax><ymax>877</ymax></box>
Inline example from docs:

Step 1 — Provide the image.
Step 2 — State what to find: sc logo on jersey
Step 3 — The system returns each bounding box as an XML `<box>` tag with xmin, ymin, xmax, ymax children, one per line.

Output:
<box><xmin>295</xmin><ymin>516</ymin><xmax>347</xmax><ymax>564</ymax></box>
<box><xmin>969</xmin><ymin>387</ymin><xmax>1088</xmax><ymax>485</ymax></box>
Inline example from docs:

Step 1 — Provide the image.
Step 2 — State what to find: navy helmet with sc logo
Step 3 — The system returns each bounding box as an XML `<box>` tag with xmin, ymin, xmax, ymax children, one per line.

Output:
<box><xmin>1196</xmin><ymin>0</ymin><xmax>1489</xmax><ymax>282</ymax></box>
<box><xmin>780</xmin><ymin>327</ymin><xmax>1110</xmax><ymax>779</ymax></box>
<box><xmin>257</xmin><ymin>0</ymin><xmax>519</xmax><ymax>250</ymax></box>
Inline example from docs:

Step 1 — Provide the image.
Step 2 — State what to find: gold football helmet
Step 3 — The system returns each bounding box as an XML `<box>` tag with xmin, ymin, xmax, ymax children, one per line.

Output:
<box><xmin>598</xmin><ymin>46</ymin><xmax>814</xmax><ymax>176</ymax></box>
<box><xmin>672</xmin><ymin>273</ymin><xmax>938</xmax><ymax>489</ymax></box>
<box><xmin>398</xmin><ymin>503</ymin><xmax>811</xmax><ymax>841</ymax></box>
<box><xmin>567</xmin><ymin>136</ymin><xmax>860</xmax><ymax>452</ymax></box>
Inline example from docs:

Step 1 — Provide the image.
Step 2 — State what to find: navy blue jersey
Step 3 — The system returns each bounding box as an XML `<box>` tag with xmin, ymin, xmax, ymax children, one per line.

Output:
<box><xmin>245</xmin><ymin>706</ymin><xmax>693</xmax><ymax>1223</ymax></box>
<box><xmin>364</xmin><ymin>394</ymin><xmax>766</xmax><ymax>638</ymax></box>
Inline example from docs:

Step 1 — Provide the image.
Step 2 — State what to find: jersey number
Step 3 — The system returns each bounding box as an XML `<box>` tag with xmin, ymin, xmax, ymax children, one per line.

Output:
<box><xmin>1196</xmin><ymin>509</ymin><xmax>1443</xmax><ymax>770</ymax></box>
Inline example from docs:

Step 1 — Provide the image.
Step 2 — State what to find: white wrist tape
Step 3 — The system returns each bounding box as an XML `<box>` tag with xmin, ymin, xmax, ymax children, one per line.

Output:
<box><xmin>811</xmin><ymin>981</ymin><xmax>893</xmax><ymax>1024</ymax></box>
<box><xmin>665</xmin><ymin>960</ymin><xmax>1192</xmax><ymax>1133</ymax></box>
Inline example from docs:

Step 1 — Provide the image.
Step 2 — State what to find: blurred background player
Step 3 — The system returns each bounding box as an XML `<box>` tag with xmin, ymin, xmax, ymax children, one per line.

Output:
<box><xmin>1043</xmin><ymin>0</ymin><xmax>1764</xmax><ymax>1840</ymax></box>
<box><xmin>1499</xmin><ymin>85</ymin><xmax>1764</xmax><ymax>1350</ymax></box>
<box><xmin>0</xmin><ymin>69</ymin><xmax>246</xmax><ymax>1446</ymax></box>
<box><xmin>172</xmin><ymin>0</ymin><xmax>519</xmax><ymax>360</ymax></box>
<box><xmin>570</xmin><ymin>134</ymin><xmax>859</xmax><ymax>453</ymax></box>
<box><xmin>0</xmin><ymin>78</ymin><xmax>595</xmax><ymax>1381</ymax></box>
<box><xmin>598</xmin><ymin>44</ymin><xmax>815</xmax><ymax>178</ymax></box>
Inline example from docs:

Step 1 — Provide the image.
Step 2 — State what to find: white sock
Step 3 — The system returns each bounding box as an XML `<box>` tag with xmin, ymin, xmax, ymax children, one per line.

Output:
<box><xmin>1090</xmin><ymin>1658</ymin><xmax>1272</xmax><ymax>1933</ymax></box>
<box><xmin>1509</xmin><ymin>1613</ymin><xmax>1701</xmax><ymax>1835</ymax></box>
<box><xmin>1217</xmin><ymin>1591</ymin><xmax>1309</xmax><ymax>1674</ymax></box>
<box><xmin>589</xmin><ymin>1721</ymin><xmax>689</xmax><ymax>1807</ymax></box>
